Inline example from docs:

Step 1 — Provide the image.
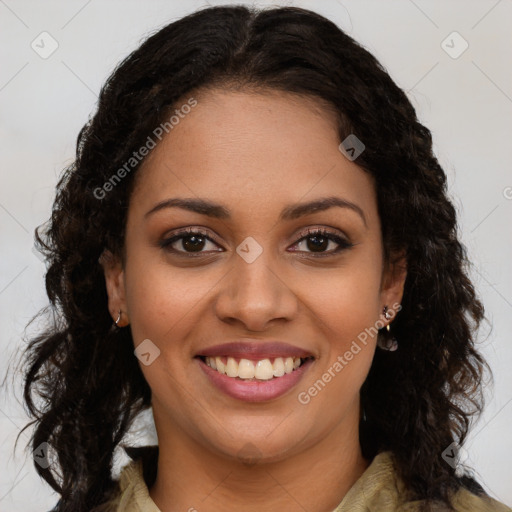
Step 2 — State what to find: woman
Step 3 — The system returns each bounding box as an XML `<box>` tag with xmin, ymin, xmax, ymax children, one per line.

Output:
<box><xmin>21</xmin><ymin>4</ymin><xmax>511</xmax><ymax>512</ymax></box>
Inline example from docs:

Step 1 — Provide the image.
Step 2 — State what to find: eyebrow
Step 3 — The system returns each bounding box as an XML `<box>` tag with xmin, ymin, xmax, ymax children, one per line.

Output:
<box><xmin>145</xmin><ymin>196</ymin><xmax>367</xmax><ymax>227</ymax></box>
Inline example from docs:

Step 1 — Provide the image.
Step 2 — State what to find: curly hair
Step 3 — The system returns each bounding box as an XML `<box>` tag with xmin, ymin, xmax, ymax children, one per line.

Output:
<box><xmin>20</xmin><ymin>5</ymin><xmax>490</xmax><ymax>512</ymax></box>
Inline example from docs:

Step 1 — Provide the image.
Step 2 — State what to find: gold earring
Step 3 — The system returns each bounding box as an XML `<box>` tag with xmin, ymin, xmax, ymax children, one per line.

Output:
<box><xmin>378</xmin><ymin>305</ymin><xmax>398</xmax><ymax>351</ymax></box>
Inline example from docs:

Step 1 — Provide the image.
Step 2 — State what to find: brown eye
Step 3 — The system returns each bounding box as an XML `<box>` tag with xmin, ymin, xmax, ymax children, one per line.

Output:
<box><xmin>302</xmin><ymin>234</ymin><xmax>330</xmax><ymax>252</ymax></box>
<box><xmin>290</xmin><ymin>228</ymin><xmax>354</xmax><ymax>255</ymax></box>
<box><xmin>160</xmin><ymin>229</ymin><xmax>222</xmax><ymax>254</ymax></box>
<box><xmin>178</xmin><ymin>233</ymin><xmax>207</xmax><ymax>252</ymax></box>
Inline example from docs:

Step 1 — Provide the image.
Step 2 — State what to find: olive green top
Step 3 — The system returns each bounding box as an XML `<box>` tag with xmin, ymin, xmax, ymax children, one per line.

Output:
<box><xmin>102</xmin><ymin>450</ymin><xmax>511</xmax><ymax>511</ymax></box>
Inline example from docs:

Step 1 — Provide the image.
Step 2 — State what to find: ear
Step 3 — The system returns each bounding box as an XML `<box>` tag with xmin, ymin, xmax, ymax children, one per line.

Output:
<box><xmin>99</xmin><ymin>249</ymin><xmax>129</xmax><ymax>327</ymax></box>
<box><xmin>379</xmin><ymin>250</ymin><xmax>407</xmax><ymax>320</ymax></box>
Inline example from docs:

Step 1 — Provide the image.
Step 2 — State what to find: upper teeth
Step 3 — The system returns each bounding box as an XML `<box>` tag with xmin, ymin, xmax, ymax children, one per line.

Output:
<box><xmin>205</xmin><ymin>356</ymin><xmax>303</xmax><ymax>380</ymax></box>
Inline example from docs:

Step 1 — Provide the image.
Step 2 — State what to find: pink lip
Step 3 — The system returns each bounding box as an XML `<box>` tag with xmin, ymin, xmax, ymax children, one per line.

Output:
<box><xmin>196</xmin><ymin>341</ymin><xmax>314</xmax><ymax>360</ymax></box>
<box><xmin>197</xmin><ymin>356</ymin><xmax>314</xmax><ymax>402</ymax></box>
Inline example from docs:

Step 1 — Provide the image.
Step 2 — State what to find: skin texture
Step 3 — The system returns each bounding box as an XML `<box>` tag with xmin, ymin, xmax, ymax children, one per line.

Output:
<box><xmin>102</xmin><ymin>88</ymin><xmax>406</xmax><ymax>512</ymax></box>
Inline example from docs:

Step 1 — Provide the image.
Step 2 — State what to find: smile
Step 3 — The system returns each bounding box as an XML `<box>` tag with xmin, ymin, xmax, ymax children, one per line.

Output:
<box><xmin>198</xmin><ymin>355</ymin><xmax>314</xmax><ymax>381</ymax></box>
<box><xmin>196</xmin><ymin>355</ymin><xmax>315</xmax><ymax>402</ymax></box>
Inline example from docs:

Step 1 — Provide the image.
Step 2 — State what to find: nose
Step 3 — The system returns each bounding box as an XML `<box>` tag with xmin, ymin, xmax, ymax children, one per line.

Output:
<box><xmin>213</xmin><ymin>245</ymin><xmax>299</xmax><ymax>331</ymax></box>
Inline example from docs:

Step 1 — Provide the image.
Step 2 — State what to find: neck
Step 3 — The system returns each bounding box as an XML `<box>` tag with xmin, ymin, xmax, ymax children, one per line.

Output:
<box><xmin>149</xmin><ymin>408</ymin><xmax>370</xmax><ymax>512</ymax></box>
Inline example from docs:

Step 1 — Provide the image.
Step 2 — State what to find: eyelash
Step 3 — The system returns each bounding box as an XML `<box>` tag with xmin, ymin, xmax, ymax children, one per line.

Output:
<box><xmin>159</xmin><ymin>227</ymin><xmax>354</xmax><ymax>257</ymax></box>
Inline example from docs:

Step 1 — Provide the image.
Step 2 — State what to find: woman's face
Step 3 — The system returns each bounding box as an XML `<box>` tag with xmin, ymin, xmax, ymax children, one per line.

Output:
<box><xmin>103</xmin><ymin>88</ymin><xmax>405</xmax><ymax>463</ymax></box>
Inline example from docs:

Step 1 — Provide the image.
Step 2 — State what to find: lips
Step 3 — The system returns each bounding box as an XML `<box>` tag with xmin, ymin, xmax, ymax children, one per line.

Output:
<box><xmin>194</xmin><ymin>340</ymin><xmax>316</xmax><ymax>401</ymax></box>
<box><xmin>196</xmin><ymin>355</ymin><xmax>315</xmax><ymax>402</ymax></box>
<box><xmin>195</xmin><ymin>340</ymin><xmax>315</xmax><ymax>360</ymax></box>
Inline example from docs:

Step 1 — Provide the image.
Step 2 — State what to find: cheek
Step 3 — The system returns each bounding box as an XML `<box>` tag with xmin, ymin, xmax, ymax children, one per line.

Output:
<box><xmin>307</xmin><ymin>253</ymin><xmax>384</xmax><ymax>343</ymax></box>
<box><xmin>124</xmin><ymin>261</ymin><xmax>209</xmax><ymax>344</ymax></box>
<box><xmin>125</xmin><ymin>245</ymin><xmax>208</xmax><ymax>344</ymax></box>
<box><xmin>123</xmin><ymin>258</ymin><xmax>208</xmax><ymax>409</ymax></box>
<box><xmin>298</xmin><ymin>247</ymin><xmax>383</xmax><ymax>405</ymax></box>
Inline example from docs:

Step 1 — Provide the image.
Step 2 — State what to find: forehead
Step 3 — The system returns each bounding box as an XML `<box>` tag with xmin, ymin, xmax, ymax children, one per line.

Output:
<box><xmin>130</xmin><ymin>88</ymin><xmax>377</xmax><ymax>225</ymax></box>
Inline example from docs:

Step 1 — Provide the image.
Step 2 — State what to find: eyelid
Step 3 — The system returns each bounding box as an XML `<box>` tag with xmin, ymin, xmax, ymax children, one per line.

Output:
<box><xmin>289</xmin><ymin>226</ymin><xmax>353</xmax><ymax>256</ymax></box>
<box><xmin>293</xmin><ymin>226</ymin><xmax>350</xmax><ymax>244</ymax></box>
<box><xmin>159</xmin><ymin>227</ymin><xmax>221</xmax><ymax>250</ymax></box>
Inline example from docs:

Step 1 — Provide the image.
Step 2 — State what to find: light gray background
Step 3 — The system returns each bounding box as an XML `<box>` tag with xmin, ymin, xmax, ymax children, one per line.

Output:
<box><xmin>1</xmin><ymin>1</ymin><xmax>511</xmax><ymax>510</ymax></box>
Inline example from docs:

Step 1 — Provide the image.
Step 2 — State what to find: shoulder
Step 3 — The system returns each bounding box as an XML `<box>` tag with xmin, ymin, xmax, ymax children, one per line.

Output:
<box><xmin>448</xmin><ymin>486</ymin><xmax>511</xmax><ymax>512</ymax></box>
<box><xmin>97</xmin><ymin>447</ymin><xmax>161</xmax><ymax>512</ymax></box>
<box><xmin>334</xmin><ymin>451</ymin><xmax>511</xmax><ymax>512</ymax></box>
